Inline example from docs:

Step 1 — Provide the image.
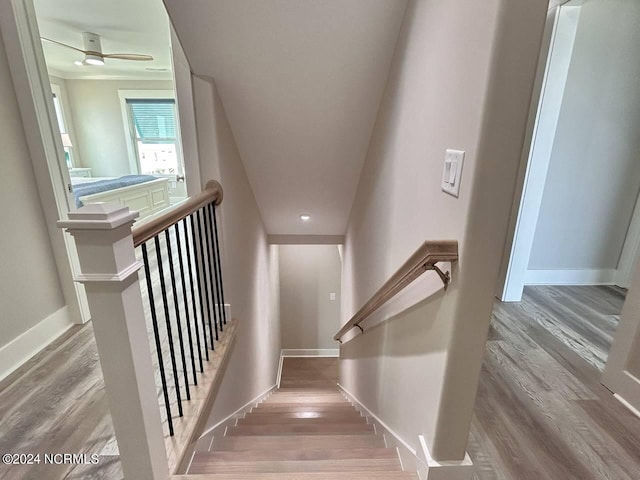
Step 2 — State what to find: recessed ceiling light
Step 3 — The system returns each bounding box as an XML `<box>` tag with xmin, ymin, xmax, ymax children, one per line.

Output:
<box><xmin>73</xmin><ymin>60</ymin><xmax>83</xmax><ymax>66</ymax></box>
<box><xmin>300</xmin><ymin>214</ymin><xmax>311</xmax><ymax>222</ymax></box>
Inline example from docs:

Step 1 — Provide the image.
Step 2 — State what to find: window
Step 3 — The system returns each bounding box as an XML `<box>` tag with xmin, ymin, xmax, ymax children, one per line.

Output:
<box><xmin>126</xmin><ymin>99</ymin><xmax>180</xmax><ymax>176</ymax></box>
<box><xmin>52</xmin><ymin>90</ymin><xmax>74</xmax><ymax>168</ymax></box>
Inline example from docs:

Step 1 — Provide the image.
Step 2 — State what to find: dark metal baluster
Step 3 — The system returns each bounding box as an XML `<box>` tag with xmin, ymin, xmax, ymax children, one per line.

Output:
<box><xmin>141</xmin><ymin>243</ymin><xmax>174</xmax><ymax>436</ymax></box>
<box><xmin>207</xmin><ymin>203</ymin><xmax>224</xmax><ymax>332</ymax></box>
<box><xmin>212</xmin><ymin>203</ymin><xmax>228</xmax><ymax>325</ymax></box>
<box><xmin>203</xmin><ymin>204</ymin><xmax>222</xmax><ymax>337</ymax></box>
<box><xmin>154</xmin><ymin>235</ymin><xmax>183</xmax><ymax>417</ymax></box>
<box><xmin>190</xmin><ymin>213</ymin><xmax>211</xmax><ymax>359</ymax></box>
<box><xmin>175</xmin><ymin>223</ymin><xmax>198</xmax><ymax>383</ymax></box>
<box><xmin>196</xmin><ymin>209</ymin><xmax>217</xmax><ymax>348</ymax></box>
<box><xmin>187</xmin><ymin>215</ymin><xmax>207</xmax><ymax>366</ymax></box>
<box><xmin>165</xmin><ymin>229</ymin><xmax>190</xmax><ymax>401</ymax></box>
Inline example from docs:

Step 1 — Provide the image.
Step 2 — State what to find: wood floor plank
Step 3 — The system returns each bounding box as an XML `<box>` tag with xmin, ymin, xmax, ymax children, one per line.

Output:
<box><xmin>469</xmin><ymin>285</ymin><xmax>640</xmax><ymax>480</ymax></box>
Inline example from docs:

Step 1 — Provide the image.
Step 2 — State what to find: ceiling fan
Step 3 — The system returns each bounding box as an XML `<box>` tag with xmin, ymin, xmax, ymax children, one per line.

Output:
<box><xmin>41</xmin><ymin>32</ymin><xmax>154</xmax><ymax>66</ymax></box>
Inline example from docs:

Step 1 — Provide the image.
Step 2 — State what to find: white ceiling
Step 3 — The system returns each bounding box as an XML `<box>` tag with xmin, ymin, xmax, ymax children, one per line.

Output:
<box><xmin>34</xmin><ymin>0</ymin><xmax>173</xmax><ymax>80</ymax></box>
<box><xmin>165</xmin><ymin>0</ymin><xmax>408</xmax><ymax>235</ymax></box>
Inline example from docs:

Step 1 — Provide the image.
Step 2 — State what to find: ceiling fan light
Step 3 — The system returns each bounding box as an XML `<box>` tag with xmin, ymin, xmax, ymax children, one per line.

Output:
<box><xmin>84</xmin><ymin>54</ymin><xmax>104</xmax><ymax>66</ymax></box>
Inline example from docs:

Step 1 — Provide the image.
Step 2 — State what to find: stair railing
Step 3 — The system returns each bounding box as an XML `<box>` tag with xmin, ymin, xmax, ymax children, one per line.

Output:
<box><xmin>59</xmin><ymin>180</ymin><xmax>228</xmax><ymax>480</ymax></box>
<box><xmin>334</xmin><ymin>240</ymin><xmax>458</xmax><ymax>342</ymax></box>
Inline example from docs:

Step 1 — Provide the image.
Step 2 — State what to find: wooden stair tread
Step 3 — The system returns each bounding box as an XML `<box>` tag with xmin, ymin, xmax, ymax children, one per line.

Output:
<box><xmin>179</xmin><ymin>472</ymin><xmax>418</xmax><ymax>479</ymax></box>
<box><xmin>227</xmin><ymin>423</ymin><xmax>374</xmax><ymax>436</ymax></box>
<box><xmin>189</xmin><ymin>456</ymin><xmax>402</xmax><ymax>474</ymax></box>
<box><xmin>187</xmin><ymin>369</ymin><xmax>416</xmax><ymax>478</ymax></box>
<box><xmin>238</xmin><ymin>415</ymin><xmax>366</xmax><ymax>425</ymax></box>
<box><xmin>264</xmin><ymin>396</ymin><xmax>347</xmax><ymax>404</ymax></box>
<box><xmin>196</xmin><ymin>448</ymin><xmax>397</xmax><ymax>462</ymax></box>
<box><xmin>209</xmin><ymin>434</ymin><xmax>386</xmax><ymax>450</ymax></box>
<box><xmin>252</xmin><ymin>404</ymin><xmax>356</xmax><ymax>411</ymax></box>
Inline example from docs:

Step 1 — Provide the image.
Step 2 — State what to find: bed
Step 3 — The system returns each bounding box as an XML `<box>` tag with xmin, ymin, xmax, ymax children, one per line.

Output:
<box><xmin>72</xmin><ymin>175</ymin><xmax>170</xmax><ymax>219</ymax></box>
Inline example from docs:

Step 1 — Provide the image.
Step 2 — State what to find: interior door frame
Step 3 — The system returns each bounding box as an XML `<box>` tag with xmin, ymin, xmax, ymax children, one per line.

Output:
<box><xmin>495</xmin><ymin>4</ymin><xmax>563</xmax><ymax>302</ymax></box>
<box><xmin>497</xmin><ymin>0</ymin><xmax>640</xmax><ymax>299</ymax></box>
<box><xmin>616</xmin><ymin>192</ymin><xmax>640</xmax><ymax>289</ymax></box>
<box><xmin>603</xmin><ymin>260</ymin><xmax>640</xmax><ymax>416</ymax></box>
<box><xmin>0</xmin><ymin>0</ymin><xmax>90</xmax><ymax>323</ymax></box>
<box><xmin>0</xmin><ymin>0</ymin><xmax>203</xmax><ymax>325</ymax></box>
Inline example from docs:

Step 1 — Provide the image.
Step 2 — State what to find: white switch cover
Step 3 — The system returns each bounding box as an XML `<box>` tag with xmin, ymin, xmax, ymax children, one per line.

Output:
<box><xmin>442</xmin><ymin>149</ymin><xmax>465</xmax><ymax>197</ymax></box>
<box><xmin>329</xmin><ymin>293</ymin><xmax>336</xmax><ymax>301</ymax></box>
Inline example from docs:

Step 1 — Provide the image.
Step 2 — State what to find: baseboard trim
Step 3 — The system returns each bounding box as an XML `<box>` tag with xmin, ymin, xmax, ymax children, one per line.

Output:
<box><xmin>338</xmin><ymin>384</ymin><xmax>473</xmax><ymax>480</ymax></box>
<box><xmin>281</xmin><ymin>348</ymin><xmax>340</xmax><ymax>357</ymax></box>
<box><xmin>197</xmin><ymin>384</ymin><xmax>277</xmax><ymax>442</ymax></box>
<box><xmin>277</xmin><ymin>349</ymin><xmax>340</xmax><ymax>387</ymax></box>
<box><xmin>614</xmin><ymin>393</ymin><xmax>640</xmax><ymax>420</ymax></box>
<box><xmin>525</xmin><ymin>268</ymin><xmax>617</xmax><ymax>286</ymax></box>
<box><xmin>0</xmin><ymin>306</ymin><xmax>73</xmax><ymax>383</ymax></box>
<box><xmin>418</xmin><ymin>436</ymin><xmax>473</xmax><ymax>480</ymax></box>
<box><xmin>338</xmin><ymin>383</ymin><xmax>426</xmax><ymax>475</ymax></box>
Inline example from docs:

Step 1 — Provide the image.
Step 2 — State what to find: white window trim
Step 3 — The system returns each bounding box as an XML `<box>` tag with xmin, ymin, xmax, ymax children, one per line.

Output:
<box><xmin>51</xmin><ymin>83</ymin><xmax>75</xmax><ymax>168</ymax></box>
<box><xmin>118</xmin><ymin>89</ymin><xmax>185</xmax><ymax>176</ymax></box>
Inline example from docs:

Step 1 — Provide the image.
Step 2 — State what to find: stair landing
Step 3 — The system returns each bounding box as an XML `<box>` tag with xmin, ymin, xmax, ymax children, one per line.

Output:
<box><xmin>186</xmin><ymin>357</ymin><xmax>417</xmax><ymax>479</ymax></box>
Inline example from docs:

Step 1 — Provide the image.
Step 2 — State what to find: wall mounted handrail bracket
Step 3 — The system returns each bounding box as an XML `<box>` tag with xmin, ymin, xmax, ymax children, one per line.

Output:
<box><xmin>334</xmin><ymin>240</ymin><xmax>458</xmax><ymax>342</ymax></box>
<box><xmin>427</xmin><ymin>263</ymin><xmax>451</xmax><ymax>290</ymax></box>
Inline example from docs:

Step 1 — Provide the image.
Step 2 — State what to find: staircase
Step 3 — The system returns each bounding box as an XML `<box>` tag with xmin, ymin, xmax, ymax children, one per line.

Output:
<box><xmin>187</xmin><ymin>358</ymin><xmax>418</xmax><ymax>479</ymax></box>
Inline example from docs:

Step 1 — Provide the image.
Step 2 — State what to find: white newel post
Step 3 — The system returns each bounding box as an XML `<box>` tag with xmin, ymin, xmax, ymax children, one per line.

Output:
<box><xmin>58</xmin><ymin>204</ymin><xmax>169</xmax><ymax>480</ymax></box>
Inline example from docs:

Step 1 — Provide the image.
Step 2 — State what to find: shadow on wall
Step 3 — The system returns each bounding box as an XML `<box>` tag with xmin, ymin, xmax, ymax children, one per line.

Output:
<box><xmin>340</xmin><ymin>287</ymin><xmax>448</xmax><ymax>360</ymax></box>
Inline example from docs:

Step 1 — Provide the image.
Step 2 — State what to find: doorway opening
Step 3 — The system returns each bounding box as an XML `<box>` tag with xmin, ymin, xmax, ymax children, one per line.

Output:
<box><xmin>495</xmin><ymin>0</ymin><xmax>640</xmax><ymax>419</ymax></box>
<box><xmin>34</xmin><ymin>0</ymin><xmax>189</xmax><ymax>220</ymax></box>
<box><xmin>501</xmin><ymin>0</ymin><xmax>640</xmax><ymax>303</ymax></box>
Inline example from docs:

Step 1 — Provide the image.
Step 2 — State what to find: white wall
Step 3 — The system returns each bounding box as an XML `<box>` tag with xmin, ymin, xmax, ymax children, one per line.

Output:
<box><xmin>63</xmin><ymin>79</ymin><xmax>173</xmax><ymax>177</ymax></box>
<box><xmin>0</xmin><ymin>29</ymin><xmax>69</xmax><ymax>371</ymax></box>
<box><xmin>279</xmin><ymin>245</ymin><xmax>341</xmax><ymax>350</ymax></box>
<box><xmin>193</xmin><ymin>76</ymin><xmax>281</xmax><ymax>428</ymax></box>
<box><xmin>340</xmin><ymin>0</ymin><xmax>547</xmax><ymax>463</ymax></box>
<box><xmin>528</xmin><ymin>0</ymin><xmax>640</xmax><ymax>274</ymax></box>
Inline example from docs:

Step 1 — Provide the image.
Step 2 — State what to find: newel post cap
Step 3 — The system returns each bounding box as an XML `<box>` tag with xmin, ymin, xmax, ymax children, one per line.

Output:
<box><xmin>58</xmin><ymin>203</ymin><xmax>139</xmax><ymax>232</ymax></box>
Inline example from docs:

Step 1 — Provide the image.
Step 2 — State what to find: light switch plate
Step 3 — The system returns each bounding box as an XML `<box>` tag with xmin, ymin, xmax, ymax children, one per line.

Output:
<box><xmin>329</xmin><ymin>293</ymin><xmax>336</xmax><ymax>301</ymax></box>
<box><xmin>442</xmin><ymin>149</ymin><xmax>465</xmax><ymax>197</ymax></box>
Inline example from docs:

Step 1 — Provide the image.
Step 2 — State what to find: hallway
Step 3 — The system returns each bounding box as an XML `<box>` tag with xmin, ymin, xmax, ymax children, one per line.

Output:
<box><xmin>0</xmin><ymin>286</ymin><xmax>638</xmax><ymax>479</ymax></box>
<box><xmin>469</xmin><ymin>285</ymin><xmax>640</xmax><ymax>479</ymax></box>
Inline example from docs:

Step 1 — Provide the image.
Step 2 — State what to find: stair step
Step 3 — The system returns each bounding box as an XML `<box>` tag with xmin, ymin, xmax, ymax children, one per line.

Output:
<box><xmin>238</xmin><ymin>415</ymin><xmax>366</xmax><ymax>425</ymax></box>
<box><xmin>209</xmin><ymin>434</ymin><xmax>386</xmax><ymax>451</ymax></box>
<box><xmin>180</xmin><ymin>472</ymin><xmax>418</xmax><ymax>479</ymax></box>
<box><xmin>264</xmin><ymin>394</ymin><xmax>347</xmax><ymax>404</ymax></box>
<box><xmin>189</xmin><ymin>455</ymin><xmax>402</xmax><ymax>474</ymax></box>
<box><xmin>199</xmin><ymin>448</ymin><xmax>397</xmax><ymax>462</ymax></box>
<box><xmin>279</xmin><ymin>381</ymin><xmax>338</xmax><ymax>388</ymax></box>
<box><xmin>274</xmin><ymin>388</ymin><xmax>341</xmax><ymax>393</ymax></box>
<box><xmin>247</xmin><ymin>408</ymin><xmax>360</xmax><ymax>417</ymax></box>
<box><xmin>252</xmin><ymin>404</ymin><xmax>355</xmax><ymax>412</ymax></box>
<box><xmin>227</xmin><ymin>423</ymin><xmax>374</xmax><ymax>436</ymax></box>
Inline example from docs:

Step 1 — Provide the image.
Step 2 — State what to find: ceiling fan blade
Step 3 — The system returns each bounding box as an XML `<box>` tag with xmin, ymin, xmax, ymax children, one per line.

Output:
<box><xmin>41</xmin><ymin>37</ymin><xmax>87</xmax><ymax>54</ymax></box>
<box><xmin>103</xmin><ymin>53</ymin><xmax>154</xmax><ymax>61</ymax></box>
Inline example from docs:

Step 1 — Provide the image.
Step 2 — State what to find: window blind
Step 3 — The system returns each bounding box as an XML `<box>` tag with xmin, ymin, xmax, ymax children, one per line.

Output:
<box><xmin>127</xmin><ymin>99</ymin><xmax>177</xmax><ymax>143</ymax></box>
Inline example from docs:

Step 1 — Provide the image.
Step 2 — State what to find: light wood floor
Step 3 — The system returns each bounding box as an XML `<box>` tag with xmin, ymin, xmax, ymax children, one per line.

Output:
<box><xmin>1</xmin><ymin>285</ymin><xmax>638</xmax><ymax>479</ymax></box>
<box><xmin>186</xmin><ymin>357</ymin><xmax>418</xmax><ymax>478</ymax></box>
<box><xmin>469</xmin><ymin>285</ymin><xmax>640</xmax><ymax>480</ymax></box>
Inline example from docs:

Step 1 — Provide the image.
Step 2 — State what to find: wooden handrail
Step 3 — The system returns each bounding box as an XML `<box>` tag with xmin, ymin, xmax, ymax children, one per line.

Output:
<box><xmin>132</xmin><ymin>180</ymin><xmax>223</xmax><ymax>247</ymax></box>
<box><xmin>333</xmin><ymin>240</ymin><xmax>458</xmax><ymax>341</ymax></box>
